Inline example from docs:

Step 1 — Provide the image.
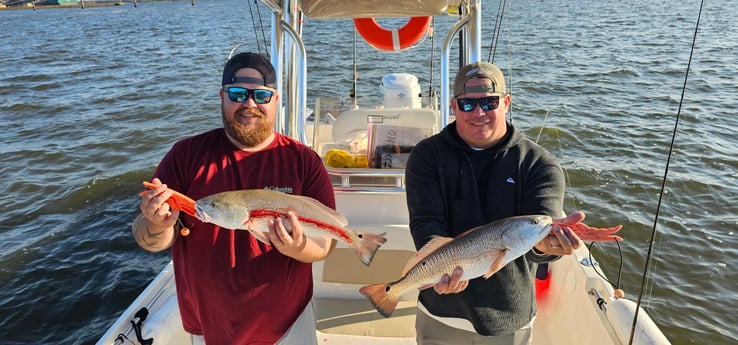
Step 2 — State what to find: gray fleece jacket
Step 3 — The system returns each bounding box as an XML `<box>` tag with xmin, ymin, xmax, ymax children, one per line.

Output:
<box><xmin>405</xmin><ymin>121</ymin><xmax>565</xmax><ymax>336</ymax></box>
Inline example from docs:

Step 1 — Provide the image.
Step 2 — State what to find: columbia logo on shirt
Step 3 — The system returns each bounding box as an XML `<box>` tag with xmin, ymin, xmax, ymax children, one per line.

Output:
<box><xmin>506</xmin><ymin>177</ymin><xmax>515</xmax><ymax>184</ymax></box>
<box><xmin>263</xmin><ymin>186</ymin><xmax>294</xmax><ymax>194</ymax></box>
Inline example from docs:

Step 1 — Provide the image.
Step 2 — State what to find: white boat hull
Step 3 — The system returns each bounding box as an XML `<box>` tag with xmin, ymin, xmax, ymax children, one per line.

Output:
<box><xmin>98</xmin><ymin>192</ymin><xmax>668</xmax><ymax>345</ymax></box>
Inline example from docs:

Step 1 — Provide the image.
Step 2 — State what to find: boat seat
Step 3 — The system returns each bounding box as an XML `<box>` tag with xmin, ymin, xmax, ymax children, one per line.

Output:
<box><xmin>316</xmin><ymin>298</ymin><xmax>417</xmax><ymax>337</ymax></box>
<box><xmin>315</xmin><ymin>247</ymin><xmax>418</xmax><ymax>338</ymax></box>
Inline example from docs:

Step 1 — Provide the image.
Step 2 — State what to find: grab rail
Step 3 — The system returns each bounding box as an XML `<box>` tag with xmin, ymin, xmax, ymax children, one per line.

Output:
<box><xmin>326</xmin><ymin>167</ymin><xmax>406</xmax><ymax>192</ymax></box>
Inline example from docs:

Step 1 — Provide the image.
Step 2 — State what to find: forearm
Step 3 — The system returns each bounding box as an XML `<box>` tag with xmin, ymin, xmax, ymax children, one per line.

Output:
<box><xmin>132</xmin><ymin>213</ymin><xmax>176</xmax><ymax>252</ymax></box>
<box><xmin>527</xmin><ymin>247</ymin><xmax>560</xmax><ymax>263</ymax></box>
<box><xmin>522</xmin><ymin>161</ymin><xmax>565</xmax><ymax>217</ymax></box>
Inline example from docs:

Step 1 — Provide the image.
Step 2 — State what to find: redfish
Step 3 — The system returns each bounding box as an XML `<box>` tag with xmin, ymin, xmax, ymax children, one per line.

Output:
<box><xmin>360</xmin><ymin>215</ymin><xmax>552</xmax><ymax>317</ymax></box>
<box><xmin>194</xmin><ymin>189</ymin><xmax>387</xmax><ymax>266</ymax></box>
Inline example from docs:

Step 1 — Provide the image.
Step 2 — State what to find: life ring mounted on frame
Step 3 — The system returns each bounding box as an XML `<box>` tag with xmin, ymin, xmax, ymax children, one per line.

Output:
<box><xmin>353</xmin><ymin>16</ymin><xmax>432</xmax><ymax>52</ymax></box>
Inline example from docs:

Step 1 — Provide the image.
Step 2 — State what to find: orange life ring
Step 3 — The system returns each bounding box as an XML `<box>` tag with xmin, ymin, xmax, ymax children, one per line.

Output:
<box><xmin>353</xmin><ymin>16</ymin><xmax>431</xmax><ymax>51</ymax></box>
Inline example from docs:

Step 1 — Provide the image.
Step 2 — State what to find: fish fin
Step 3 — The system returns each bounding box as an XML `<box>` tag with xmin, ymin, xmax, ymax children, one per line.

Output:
<box><xmin>294</xmin><ymin>194</ymin><xmax>349</xmax><ymax>226</ymax></box>
<box><xmin>351</xmin><ymin>231</ymin><xmax>387</xmax><ymax>266</ymax></box>
<box><xmin>230</xmin><ymin>230</ymin><xmax>236</xmax><ymax>268</ymax></box>
<box><xmin>402</xmin><ymin>236</ymin><xmax>453</xmax><ymax>275</ymax></box>
<box><xmin>482</xmin><ymin>250</ymin><xmax>507</xmax><ymax>279</ymax></box>
<box><xmin>359</xmin><ymin>283</ymin><xmax>398</xmax><ymax>318</ymax></box>
<box><xmin>246</xmin><ymin>220</ymin><xmax>271</xmax><ymax>244</ymax></box>
<box><xmin>212</xmin><ymin>227</ymin><xmax>219</xmax><ymax>245</ymax></box>
<box><xmin>418</xmin><ymin>283</ymin><xmax>435</xmax><ymax>291</ymax></box>
<box><xmin>249</xmin><ymin>230</ymin><xmax>271</xmax><ymax>245</ymax></box>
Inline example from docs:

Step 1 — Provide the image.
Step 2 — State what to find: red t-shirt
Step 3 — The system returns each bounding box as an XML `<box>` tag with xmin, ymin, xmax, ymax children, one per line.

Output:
<box><xmin>153</xmin><ymin>129</ymin><xmax>335</xmax><ymax>345</ymax></box>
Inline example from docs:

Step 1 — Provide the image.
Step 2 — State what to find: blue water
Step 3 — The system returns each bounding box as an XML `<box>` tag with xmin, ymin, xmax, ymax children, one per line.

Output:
<box><xmin>0</xmin><ymin>0</ymin><xmax>736</xmax><ymax>344</ymax></box>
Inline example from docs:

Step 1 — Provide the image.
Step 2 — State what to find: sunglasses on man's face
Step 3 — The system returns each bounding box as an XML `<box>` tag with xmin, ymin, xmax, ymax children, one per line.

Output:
<box><xmin>224</xmin><ymin>86</ymin><xmax>274</xmax><ymax>104</ymax></box>
<box><xmin>455</xmin><ymin>95</ymin><xmax>501</xmax><ymax>112</ymax></box>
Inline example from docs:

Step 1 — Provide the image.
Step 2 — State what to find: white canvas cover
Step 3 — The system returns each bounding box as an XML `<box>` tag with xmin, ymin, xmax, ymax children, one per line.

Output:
<box><xmin>298</xmin><ymin>0</ymin><xmax>449</xmax><ymax>18</ymax></box>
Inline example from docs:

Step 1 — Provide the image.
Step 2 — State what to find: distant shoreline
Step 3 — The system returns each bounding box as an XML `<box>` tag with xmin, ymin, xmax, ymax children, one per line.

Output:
<box><xmin>1</xmin><ymin>3</ymin><xmax>121</xmax><ymax>10</ymax></box>
<box><xmin>0</xmin><ymin>1</ymin><xmax>194</xmax><ymax>11</ymax></box>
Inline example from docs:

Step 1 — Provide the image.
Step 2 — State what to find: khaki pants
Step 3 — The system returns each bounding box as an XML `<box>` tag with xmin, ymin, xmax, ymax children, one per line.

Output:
<box><xmin>191</xmin><ymin>299</ymin><xmax>317</xmax><ymax>345</ymax></box>
<box><xmin>416</xmin><ymin>308</ymin><xmax>533</xmax><ymax>345</ymax></box>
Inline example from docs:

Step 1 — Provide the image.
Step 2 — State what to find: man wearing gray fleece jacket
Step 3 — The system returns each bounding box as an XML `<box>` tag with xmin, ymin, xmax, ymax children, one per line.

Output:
<box><xmin>405</xmin><ymin>61</ymin><xmax>584</xmax><ymax>345</ymax></box>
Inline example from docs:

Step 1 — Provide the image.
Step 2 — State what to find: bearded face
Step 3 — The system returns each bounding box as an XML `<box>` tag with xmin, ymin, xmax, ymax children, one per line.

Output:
<box><xmin>221</xmin><ymin>102</ymin><xmax>275</xmax><ymax>148</ymax></box>
<box><xmin>220</xmin><ymin>67</ymin><xmax>278</xmax><ymax>149</ymax></box>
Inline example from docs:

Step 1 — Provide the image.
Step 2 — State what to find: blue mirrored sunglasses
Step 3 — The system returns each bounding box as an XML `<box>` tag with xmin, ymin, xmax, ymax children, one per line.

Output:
<box><xmin>456</xmin><ymin>95</ymin><xmax>501</xmax><ymax>112</ymax></box>
<box><xmin>224</xmin><ymin>86</ymin><xmax>274</xmax><ymax>104</ymax></box>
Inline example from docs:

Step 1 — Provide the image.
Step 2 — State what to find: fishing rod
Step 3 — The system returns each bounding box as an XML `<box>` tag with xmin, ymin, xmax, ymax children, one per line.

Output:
<box><xmin>351</xmin><ymin>28</ymin><xmax>358</xmax><ymax>108</ymax></box>
<box><xmin>628</xmin><ymin>0</ymin><xmax>705</xmax><ymax>344</ymax></box>
<box><xmin>246</xmin><ymin>0</ymin><xmax>261</xmax><ymax>52</ymax></box>
<box><xmin>486</xmin><ymin>0</ymin><xmax>508</xmax><ymax>64</ymax></box>
<box><xmin>484</xmin><ymin>0</ymin><xmax>514</xmax><ymax>124</ymax></box>
<box><xmin>428</xmin><ymin>17</ymin><xmax>436</xmax><ymax>100</ymax></box>
<box><xmin>245</xmin><ymin>0</ymin><xmax>270</xmax><ymax>55</ymax></box>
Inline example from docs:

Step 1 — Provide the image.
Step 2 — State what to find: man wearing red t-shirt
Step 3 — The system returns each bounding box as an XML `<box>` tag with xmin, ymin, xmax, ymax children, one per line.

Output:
<box><xmin>133</xmin><ymin>52</ymin><xmax>335</xmax><ymax>345</ymax></box>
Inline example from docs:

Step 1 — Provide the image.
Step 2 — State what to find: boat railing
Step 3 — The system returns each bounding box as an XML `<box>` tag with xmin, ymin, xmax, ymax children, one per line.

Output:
<box><xmin>326</xmin><ymin>167</ymin><xmax>406</xmax><ymax>192</ymax></box>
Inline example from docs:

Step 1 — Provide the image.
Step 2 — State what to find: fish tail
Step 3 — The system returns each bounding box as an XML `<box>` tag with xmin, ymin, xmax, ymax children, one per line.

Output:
<box><xmin>359</xmin><ymin>283</ymin><xmax>399</xmax><ymax>318</ymax></box>
<box><xmin>352</xmin><ymin>231</ymin><xmax>388</xmax><ymax>266</ymax></box>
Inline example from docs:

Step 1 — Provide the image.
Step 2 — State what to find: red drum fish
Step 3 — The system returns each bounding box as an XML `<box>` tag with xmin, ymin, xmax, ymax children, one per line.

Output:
<box><xmin>141</xmin><ymin>181</ymin><xmax>387</xmax><ymax>266</ymax></box>
<box><xmin>360</xmin><ymin>215</ymin><xmax>622</xmax><ymax>317</ymax></box>
<box><xmin>360</xmin><ymin>215</ymin><xmax>553</xmax><ymax>317</ymax></box>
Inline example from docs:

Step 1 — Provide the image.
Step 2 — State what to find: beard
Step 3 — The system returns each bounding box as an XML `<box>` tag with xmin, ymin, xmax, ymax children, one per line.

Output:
<box><xmin>222</xmin><ymin>106</ymin><xmax>274</xmax><ymax>148</ymax></box>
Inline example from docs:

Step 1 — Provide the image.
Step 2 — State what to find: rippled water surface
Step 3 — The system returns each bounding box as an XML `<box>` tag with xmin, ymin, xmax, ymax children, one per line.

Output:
<box><xmin>0</xmin><ymin>0</ymin><xmax>736</xmax><ymax>344</ymax></box>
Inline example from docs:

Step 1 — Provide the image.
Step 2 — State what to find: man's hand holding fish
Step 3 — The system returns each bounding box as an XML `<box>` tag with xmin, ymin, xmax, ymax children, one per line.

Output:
<box><xmin>267</xmin><ymin>211</ymin><xmax>335</xmax><ymax>263</ymax></box>
<box><xmin>134</xmin><ymin>178</ymin><xmax>179</xmax><ymax>252</ymax></box>
<box><xmin>532</xmin><ymin>211</ymin><xmax>585</xmax><ymax>255</ymax></box>
<box><xmin>433</xmin><ymin>266</ymin><xmax>468</xmax><ymax>295</ymax></box>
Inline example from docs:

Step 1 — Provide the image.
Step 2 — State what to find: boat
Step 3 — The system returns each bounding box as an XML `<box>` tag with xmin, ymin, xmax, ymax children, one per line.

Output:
<box><xmin>97</xmin><ymin>0</ymin><xmax>672</xmax><ymax>344</ymax></box>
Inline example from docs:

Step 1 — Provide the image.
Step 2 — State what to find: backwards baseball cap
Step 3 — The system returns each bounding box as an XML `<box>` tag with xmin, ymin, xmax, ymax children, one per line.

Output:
<box><xmin>453</xmin><ymin>61</ymin><xmax>506</xmax><ymax>97</ymax></box>
<box><xmin>221</xmin><ymin>52</ymin><xmax>277</xmax><ymax>87</ymax></box>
